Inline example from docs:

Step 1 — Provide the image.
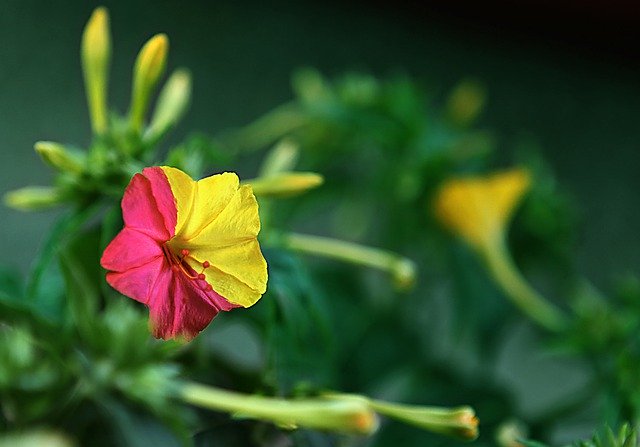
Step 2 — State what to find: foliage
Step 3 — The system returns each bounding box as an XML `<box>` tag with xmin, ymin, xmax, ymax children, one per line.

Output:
<box><xmin>1</xmin><ymin>7</ymin><xmax>640</xmax><ymax>447</ymax></box>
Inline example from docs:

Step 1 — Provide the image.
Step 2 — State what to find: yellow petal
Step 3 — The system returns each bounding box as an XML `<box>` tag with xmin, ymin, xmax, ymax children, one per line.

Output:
<box><xmin>186</xmin><ymin>185</ymin><xmax>260</xmax><ymax>247</ymax></box>
<box><xmin>190</xmin><ymin>258</ymin><xmax>265</xmax><ymax>307</ymax></box>
<box><xmin>161</xmin><ymin>166</ymin><xmax>195</xmax><ymax>234</ymax></box>
<box><xmin>190</xmin><ymin>239</ymin><xmax>267</xmax><ymax>294</ymax></box>
<box><xmin>434</xmin><ymin>169</ymin><xmax>531</xmax><ymax>249</ymax></box>
<box><xmin>486</xmin><ymin>170</ymin><xmax>531</xmax><ymax>227</ymax></box>
<box><xmin>181</xmin><ymin>173</ymin><xmax>240</xmax><ymax>240</ymax></box>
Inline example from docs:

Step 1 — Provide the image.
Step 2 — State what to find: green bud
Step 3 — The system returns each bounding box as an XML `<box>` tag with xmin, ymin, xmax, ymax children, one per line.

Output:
<box><xmin>258</xmin><ymin>138</ymin><xmax>300</xmax><ymax>177</ymax></box>
<box><xmin>81</xmin><ymin>7</ymin><xmax>111</xmax><ymax>136</ymax></box>
<box><xmin>179</xmin><ymin>382</ymin><xmax>379</xmax><ymax>435</ymax></box>
<box><xmin>144</xmin><ymin>69</ymin><xmax>192</xmax><ymax>143</ymax></box>
<box><xmin>392</xmin><ymin>258</ymin><xmax>417</xmax><ymax>292</ymax></box>
<box><xmin>4</xmin><ymin>187</ymin><xmax>65</xmax><ymax>211</ymax></box>
<box><xmin>246</xmin><ymin>172</ymin><xmax>324</xmax><ymax>197</ymax></box>
<box><xmin>324</xmin><ymin>394</ymin><xmax>479</xmax><ymax>441</ymax></box>
<box><xmin>0</xmin><ymin>429</ymin><xmax>74</xmax><ymax>447</ymax></box>
<box><xmin>129</xmin><ymin>34</ymin><xmax>169</xmax><ymax>133</ymax></box>
<box><xmin>34</xmin><ymin>141</ymin><xmax>84</xmax><ymax>174</ymax></box>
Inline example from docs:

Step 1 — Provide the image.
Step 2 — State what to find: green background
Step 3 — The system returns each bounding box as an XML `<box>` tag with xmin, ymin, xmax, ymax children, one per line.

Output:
<box><xmin>2</xmin><ymin>1</ymin><xmax>639</xmax><ymax>284</ymax></box>
<box><xmin>1</xmin><ymin>1</ymin><xmax>639</xmax><ymax>444</ymax></box>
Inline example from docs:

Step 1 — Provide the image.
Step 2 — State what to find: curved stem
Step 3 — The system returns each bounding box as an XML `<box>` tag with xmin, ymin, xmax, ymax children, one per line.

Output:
<box><xmin>480</xmin><ymin>239</ymin><xmax>567</xmax><ymax>332</ymax></box>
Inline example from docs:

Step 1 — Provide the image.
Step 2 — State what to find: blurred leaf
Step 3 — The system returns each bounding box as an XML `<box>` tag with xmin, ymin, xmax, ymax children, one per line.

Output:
<box><xmin>25</xmin><ymin>204</ymin><xmax>103</xmax><ymax>323</ymax></box>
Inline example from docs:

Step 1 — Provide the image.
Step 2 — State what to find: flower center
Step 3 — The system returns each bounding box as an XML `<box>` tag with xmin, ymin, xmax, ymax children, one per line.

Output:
<box><xmin>161</xmin><ymin>244</ymin><xmax>213</xmax><ymax>291</ymax></box>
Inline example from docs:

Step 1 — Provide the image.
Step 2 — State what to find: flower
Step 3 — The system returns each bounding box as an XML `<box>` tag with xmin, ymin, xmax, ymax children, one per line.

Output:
<box><xmin>434</xmin><ymin>169</ymin><xmax>531</xmax><ymax>251</ymax></box>
<box><xmin>101</xmin><ymin>166</ymin><xmax>268</xmax><ymax>340</ymax></box>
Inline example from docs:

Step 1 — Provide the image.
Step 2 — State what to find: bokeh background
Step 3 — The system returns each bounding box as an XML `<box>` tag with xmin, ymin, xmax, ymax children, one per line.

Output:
<box><xmin>2</xmin><ymin>0</ymin><xmax>640</xmax><ymax>283</ymax></box>
<box><xmin>1</xmin><ymin>2</ymin><xmax>640</xmax><ymax>444</ymax></box>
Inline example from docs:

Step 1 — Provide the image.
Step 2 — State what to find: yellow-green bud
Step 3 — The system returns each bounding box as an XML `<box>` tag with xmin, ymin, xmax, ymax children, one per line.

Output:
<box><xmin>392</xmin><ymin>258</ymin><xmax>417</xmax><ymax>292</ymax></box>
<box><xmin>324</xmin><ymin>394</ymin><xmax>479</xmax><ymax>441</ymax></box>
<box><xmin>258</xmin><ymin>138</ymin><xmax>300</xmax><ymax>177</ymax></box>
<box><xmin>246</xmin><ymin>172</ymin><xmax>324</xmax><ymax>197</ymax></box>
<box><xmin>81</xmin><ymin>7</ymin><xmax>111</xmax><ymax>136</ymax></box>
<box><xmin>179</xmin><ymin>382</ymin><xmax>378</xmax><ymax>436</ymax></box>
<box><xmin>129</xmin><ymin>34</ymin><xmax>169</xmax><ymax>132</ymax></box>
<box><xmin>0</xmin><ymin>429</ymin><xmax>74</xmax><ymax>447</ymax></box>
<box><xmin>144</xmin><ymin>69</ymin><xmax>192</xmax><ymax>143</ymax></box>
<box><xmin>4</xmin><ymin>187</ymin><xmax>65</xmax><ymax>211</ymax></box>
<box><xmin>34</xmin><ymin>141</ymin><xmax>84</xmax><ymax>174</ymax></box>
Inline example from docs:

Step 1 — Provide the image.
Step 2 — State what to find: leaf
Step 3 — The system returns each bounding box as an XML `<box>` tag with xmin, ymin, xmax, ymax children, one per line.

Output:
<box><xmin>60</xmin><ymin>249</ymin><xmax>100</xmax><ymax>339</ymax></box>
<box><xmin>25</xmin><ymin>203</ymin><xmax>104</xmax><ymax>323</ymax></box>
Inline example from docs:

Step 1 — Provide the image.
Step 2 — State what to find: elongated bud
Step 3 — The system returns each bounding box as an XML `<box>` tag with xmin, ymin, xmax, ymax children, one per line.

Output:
<box><xmin>144</xmin><ymin>69</ymin><xmax>192</xmax><ymax>143</ymax></box>
<box><xmin>324</xmin><ymin>393</ymin><xmax>479</xmax><ymax>441</ymax></box>
<box><xmin>246</xmin><ymin>172</ymin><xmax>323</xmax><ymax>197</ymax></box>
<box><xmin>129</xmin><ymin>34</ymin><xmax>169</xmax><ymax>132</ymax></box>
<box><xmin>179</xmin><ymin>382</ymin><xmax>378</xmax><ymax>435</ymax></box>
<box><xmin>81</xmin><ymin>7</ymin><xmax>111</xmax><ymax>136</ymax></box>
<box><xmin>0</xmin><ymin>429</ymin><xmax>75</xmax><ymax>447</ymax></box>
<box><xmin>259</xmin><ymin>138</ymin><xmax>300</xmax><ymax>177</ymax></box>
<box><xmin>4</xmin><ymin>187</ymin><xmax>65</xmax><ymax>211</ymax></box>
<box><xmin>34</xmin><ymin>141</ymin><xmax>84</xmax><ymax>174</ymax></box>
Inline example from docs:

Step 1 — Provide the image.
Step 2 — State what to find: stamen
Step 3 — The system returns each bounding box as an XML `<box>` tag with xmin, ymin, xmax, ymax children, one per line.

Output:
<box><xmin>162</xmin><ymin>244</ymin><xmax>214</xmax><ymax>289</ymax></box>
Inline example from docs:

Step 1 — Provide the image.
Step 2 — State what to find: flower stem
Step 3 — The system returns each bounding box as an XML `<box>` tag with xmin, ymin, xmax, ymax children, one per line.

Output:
<box><xmin>178</xmin><ymin>382</ymin><xmax>378</xmax><ymax>435</ymax></box>
<box><xmin>480</xmin><ymin>239</ymin><xmax>567</xmax><ymax>332</ymax></box>
<box><xmin>281</xmin><ymin>232</ymin><xmax>416</xmax><ymax>291</ymax></box>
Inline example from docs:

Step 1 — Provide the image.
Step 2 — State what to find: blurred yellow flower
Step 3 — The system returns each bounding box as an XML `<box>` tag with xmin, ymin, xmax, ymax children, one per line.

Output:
<box><xmin>433</xmin><ymin>169</ymin><xmax>565</xmax><ymax>331</ymax></box>
<box><xmin>434</xmin><ymin>169</ymin><xmax>531</xmax><ymax>251</ymax></box>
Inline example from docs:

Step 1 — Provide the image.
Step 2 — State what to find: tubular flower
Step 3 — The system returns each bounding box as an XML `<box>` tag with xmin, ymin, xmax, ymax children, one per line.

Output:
<box><xmin>434</xmin><ymin>169</ymin><xmax>531</xmax><ymax>251</ymax></box>
<box><xmin>101</xmin><ymin>166</ymin><xmax>268</xmax><ymax>340</ymax></box>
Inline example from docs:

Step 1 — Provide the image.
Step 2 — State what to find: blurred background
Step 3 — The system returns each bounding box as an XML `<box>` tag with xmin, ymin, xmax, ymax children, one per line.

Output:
<box><xmin>1</xmin><ymin>0</ymin><xmax>639</xmax><ymax>284</ymax></box>
<box><xmin>2</xmin><ymin>1</ymin><xmax>640</xmax><ymax>446</ymax></box>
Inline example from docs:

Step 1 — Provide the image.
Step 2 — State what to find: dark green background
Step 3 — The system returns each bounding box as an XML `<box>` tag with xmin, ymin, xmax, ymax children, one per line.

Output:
<box><xmin>1</xmin><ymin>0</ymin><xmax>639</xmax><ymax>287</ymax></box>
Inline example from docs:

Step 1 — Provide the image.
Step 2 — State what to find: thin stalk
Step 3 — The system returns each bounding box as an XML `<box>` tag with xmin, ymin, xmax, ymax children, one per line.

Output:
<box><xmin>480</xmin><ymin>238</ymin><xmax>567</xmax><ymax>332</ymax></box>
<box><xmin>281</xmin><ymin>232</ymin><xmax>415</xmax><ymax>290</ymax></box>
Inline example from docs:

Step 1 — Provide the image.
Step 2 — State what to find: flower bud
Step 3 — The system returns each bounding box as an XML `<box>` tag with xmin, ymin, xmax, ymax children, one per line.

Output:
<box><xmin>81</xmin><ymin>7</ymin><xmax>111</xmax><ymax>135</ymax></box>
<box><xmin>258</xmin><ymin>138</ymin><xmax>300</xmax><ymax>177</ymax></box>
<box><xmin>4</xmin><ymin>187</ymin><xmax>65</xmax><ymax>211</ymax></box>
<box><xmin>145</xmin><ymin>69</ymin><xmax>192</xmax><ymax>143</ymax></box>
<box><xmin>392</xmin><ymin>258</ymin><xmax>417</xmax><ymax>292</ymax></box>
<box><xmin>34</xmin><ymin>141</ymin><xmax>84</xmax><ymax>174</ymax></box>
<box><xmin>246</xmin><ymin>172</ymin><xmax>324</xmax><ymax>197</ymax></box>
<box><xmin>129</xmin><ymin>34</ymin><xmax>169</xmax><ymax>132</ymax></box>
<box><xmin>324</xmin><ymin>393</ymin><xmax>479</xmax><ymax>441</ymax></box>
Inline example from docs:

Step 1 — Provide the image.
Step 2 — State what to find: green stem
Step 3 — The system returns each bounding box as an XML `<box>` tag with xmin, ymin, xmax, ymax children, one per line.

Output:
<box><xmin>480</xmin><ymin>239</ymin><xmax>567</xmax><ymax>332</ymax></box>
<box><xmin>178</xmin><ymin>382</ymin><xmax>378</xmax><ymax>434</ymax></box>
<box><xmin>280</xmin><ymin>232</ymin><xmax>416</xmax><ymax>291</ymax></box>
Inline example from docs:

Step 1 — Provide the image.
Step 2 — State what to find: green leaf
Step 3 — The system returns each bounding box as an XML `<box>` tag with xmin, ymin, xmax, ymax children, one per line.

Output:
<box><xmin>25</xmin><ymin>203</ymin><xmax>103</xmax><ymax>323</ymax></box>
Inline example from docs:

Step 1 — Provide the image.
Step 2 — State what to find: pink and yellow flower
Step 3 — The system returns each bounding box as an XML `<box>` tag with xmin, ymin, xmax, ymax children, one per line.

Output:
<box><xmin>101</xmin><ymin>166</ymin><xmax>268</xmax><ymax>340</ymax></box>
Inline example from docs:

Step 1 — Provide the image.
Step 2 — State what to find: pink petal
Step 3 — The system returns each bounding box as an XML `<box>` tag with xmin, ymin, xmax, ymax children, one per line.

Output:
<box><xmin>147</xmin><ymin>267</ymin><xmax>231</xmax><ymax>340</ymax></box>
<box><xmin>142</xmin><ymin>167</ymin><xmax>178</xmax><ymax>239</ymax></box>
<box><xmin>105</xmin><ymin>256</ymin><xmax>166</xmax><ymax>304</ymax></box>
<box><xmin>100</xmin><ymin>227</ymin><xmax>162</xmax><ymax>272</ymax></box>
<box><xmin>122</xmin><ymin>173</ymin><xmax>171</xmax><ymax>241</ymax></box>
